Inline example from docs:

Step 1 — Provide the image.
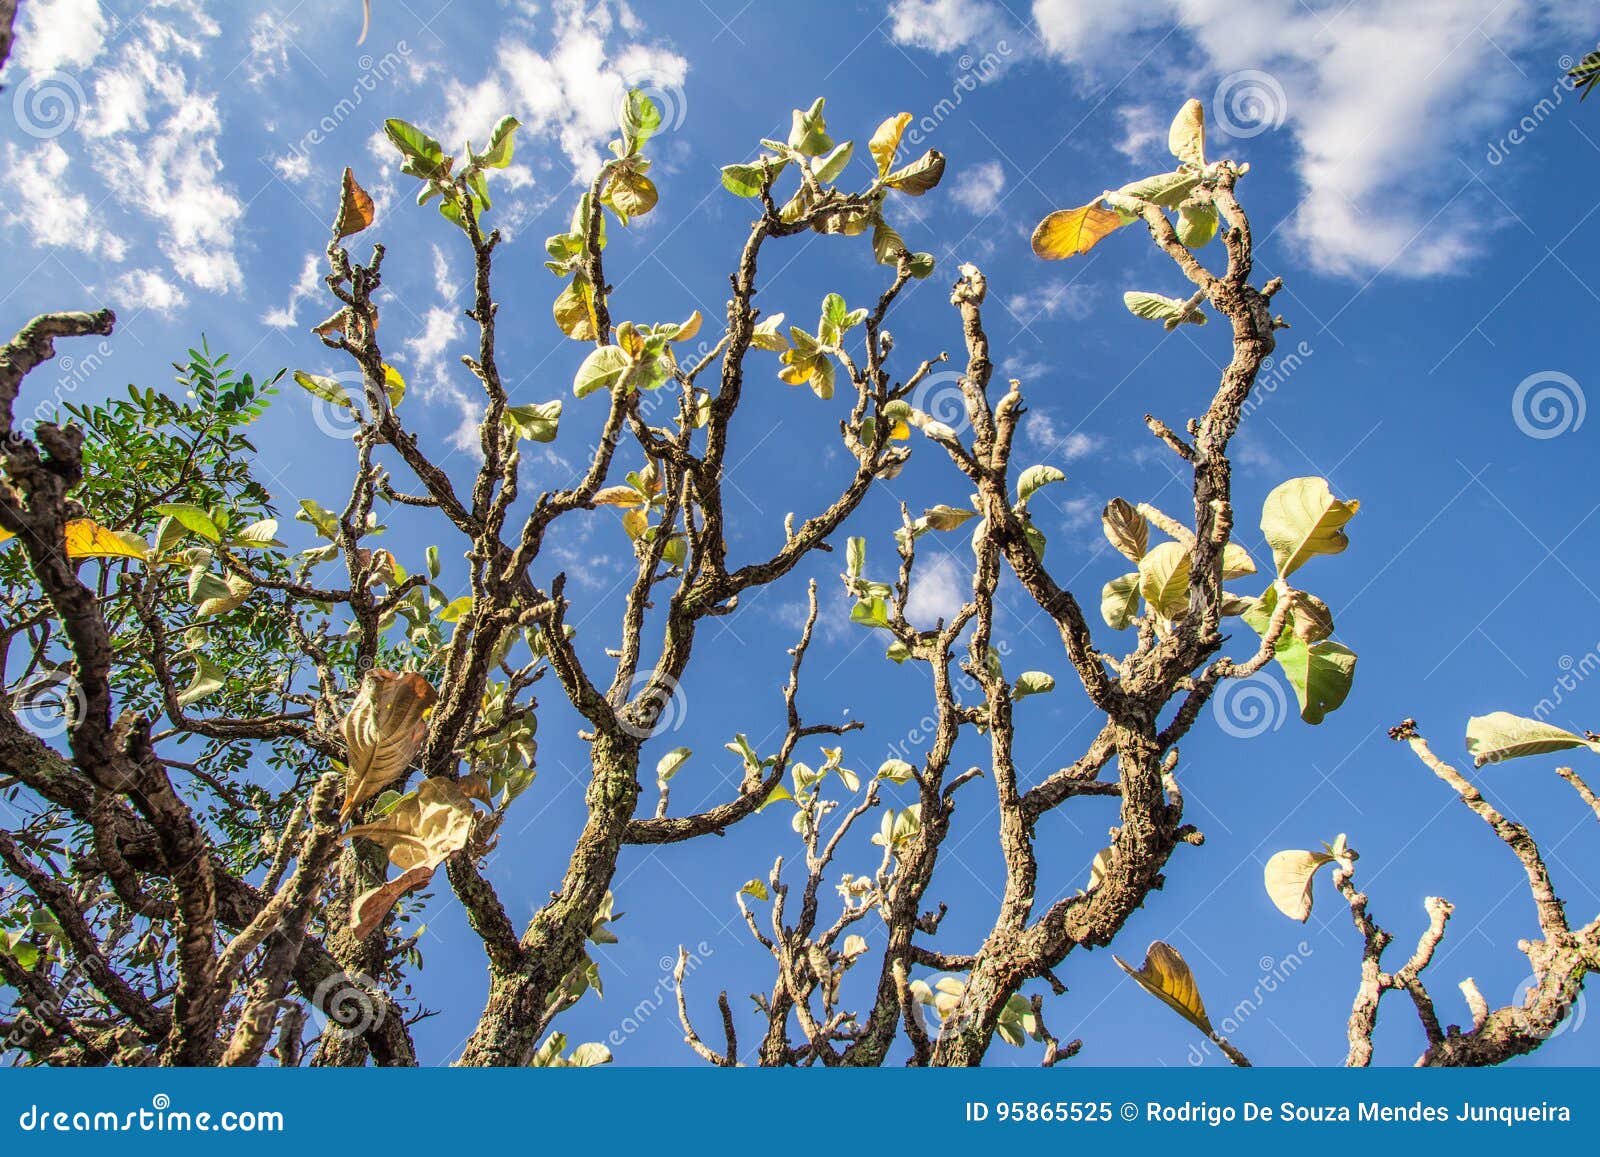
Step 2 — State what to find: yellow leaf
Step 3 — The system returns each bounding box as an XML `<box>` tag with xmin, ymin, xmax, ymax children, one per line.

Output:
<box><xmin>675</xmin><ymin>310</ymin><xmax>702</xmax><ymax>342</ymax></box>
<box><xmin>1168</xmin><ymin>99</ymin><xmax>1206</xmax><ymax>168</ymax></box>
<box><xmin>869</xmin><ymin>112</ymin><xmax>912</xmax><ymax>175</ymax></box>
<box><xmin>553</xmin><ymin>278</ymin><xmax>599</xmax><ymax>341</ymax></box>
<box><xmin>621</xmin><ymin>507</ymin><xmax>648</xmax><ymax>540</ymax></box>
<box><xmin>64</xmin><ymin>519</ymin><xmax>148</xmax><ymax>563</ymax></box>
<box><xmin>1114</xmin><ymin>940</ymin><xmax>1213</xmax><ymax>1035</ymax></box>
<box><xmin>592</xmin><ymin>485</ymin><xmax>644</xmax><ymax>507</ymax></box>
<box><xmin>1263</xmin><ymin>849</ymin><xmax>1335</xmax><ymax>922</ymax></box>
<box><xmin>196</xmin><ymin>572</ymin><xmax>253</xmax><ymax>619</ymax></box>
<box><xmin>0</xmin><ymin>526</ymin><xmax>13</xmax><ymax>546</ymax></box>
<box><xmin>1030</xmin><ymin>202</ymin><xmax>1128</xmax><ymax>260</ymax></box>
<box><xmin>333</xmin><ymin>166</ymin><xmax>376</xmax><ymax>239</ymax></box>
<box><xmin>338</xmin><ymin>670</ymin><xmax>438</xmax><ymax>823</ymax></box>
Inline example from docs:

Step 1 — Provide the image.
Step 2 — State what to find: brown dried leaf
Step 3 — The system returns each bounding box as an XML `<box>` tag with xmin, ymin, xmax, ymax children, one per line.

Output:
<box><xmin>333</xmin><ymin>167</ymin><xmax>376</xmax><ymax>239</ymax></box>
<box><xmin>338</xmin><ymin>670</ymin><xmax>438</xmax><ymax>823</ymax></box>
<box><xmin>1101</xmin><ymin>498</ymin><xmax>1148</xmax><ymax>563</ymax></box>
<box><xmin>343</xmin><ymin>777</ymin><xmax>476</xmax><ymax>872</ymax></box>
<box><xmin>351</xmin><ymin>865</ymin><xmax>432</xmax><ymax>939</ymax></box>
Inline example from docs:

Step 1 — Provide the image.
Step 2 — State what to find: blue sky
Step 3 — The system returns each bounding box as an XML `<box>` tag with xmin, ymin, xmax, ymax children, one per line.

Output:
<box><xmin>4</xmin><ymin>0</ymin><xmax>1600</xmax><ymax>1067</ymax></box>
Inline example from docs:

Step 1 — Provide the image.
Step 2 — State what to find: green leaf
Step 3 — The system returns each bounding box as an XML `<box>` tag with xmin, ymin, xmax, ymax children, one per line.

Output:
<box><xmin>921</xmin><ymin>504</ymin><xmax>977</xmax><ymax>531</ymax></box>
<box><xmin>1137</xmin><ymin>541</ymin><xmax>1191</xmax><ymax>619</ymax></box>
<box><xmin>294</xmin><ymin>370</ymin><xmax>352</xmax><ymax>408</ymax></box>
<box><xmin>1013</xmin><ymin>671</ymin><xmax>1056</xmax><ymax>700</ymax></box>
<box><xmin>846</xmin><ymin>536</ymin><xmax>866</xmax><ymax>580</ymax></box>
<box><xmin>1465</xmin><ymin>712</ymin><xmax>1600</xmax><ymax>768</ymax></box>
<box><xmin>153</xmin><ymin>503</ymin><xmax>221</xmax><ymax>544</ymax></box>
<box><xmin>1123</xmin><ymin>291</ymin><xmax>1205</xmax><ymax>326</ymax></box>
<box><xmin>1115</xmin><ymin>171</ymin><xmax>1201</xmax><ymax>209</ymax></box>
<box><xmin>477</xmin><ymin>115</ymin><xmax>521</xmax><ymax>168</ymax></box>
<box><xmin>1101</xmin><ymin>572</ymin><xmax>1140</xmax><ymax>630</ymax></box>
<box><xmin>1018</xmin><ymin>464</ymin><xmax>1066</xmax><ymax>501</ymax></box>
<box><xmin>573</xmin><ymin>346</ymin><xmax>633</xmax><ymax>399</ymax></box>
<box><xmin>178</xmin><ymin>652</ymin><xmax>226</xmax><ymax>707</ymax></box>
<box><xmin>788</xmin><ymin>97</ymin><xmax>832</xmax><ymax>155</ymax></box>
<box><xmin>721</xmin><ymin>159</ymin><xmax>784</xmax><ymax>197</ymax></box>
<box><xmin>850</xmin><ymin>597</ymin><xmax>890</xmax><ymax>629</ymax></box>
<box><xmin>876</xmin><ymin>758</ymin><xmax>915</xmax><ymax>784</ymax></box>
<box><xmin>1176</xmin><ymin>203</ymin><xmax>1219</xmax><ymax>248</ymax></box>
<box><xmin>620</xmin><ymin>90</ymin><xmax>663</xmax><ymax>153</ymax></box>
<box><xmin>1261</xmin><ymin>477</ymin><xmax>1359</xmax><ymax>578</ymax></box>
<box><xmin>503</xmin><ymin>399</ymin><xmax>562</xmax><ymax>442</ymax></box>
<box><xmin>1273</xmin><ymin>636</ymin><xmax>1356</xmax><ymax>725</ymax></box>
<box><xmin>813</xmin><ymin>141</ymin><xmax>853</xmax><ymax>186</ymax></box>
<box><xmin>656</xmin><ymin>746</ymin><xmax>692</xmax><ymax>786</ymax></box>
<box><xmin>384</xmin><ymin>118</ymin><xmax>450</xmax><ymax>180</ymax></box>
<box><xmin>883</xmin><ymin>149</ymin><xmax>945</xmax><ymax>195</ymax></box>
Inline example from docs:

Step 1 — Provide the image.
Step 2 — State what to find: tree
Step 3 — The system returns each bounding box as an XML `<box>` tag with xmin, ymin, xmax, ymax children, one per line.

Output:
<box><xmin>0</xmin><ymin>93</ymin><xmax>1589</xmax><ymax>1069</ymax></box>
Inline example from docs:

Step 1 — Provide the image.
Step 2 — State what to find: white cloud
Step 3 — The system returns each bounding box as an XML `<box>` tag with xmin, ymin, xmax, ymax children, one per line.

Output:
<box><xmin>106</xmin><ymin>268</ymin><xmax>188</xmax><ymax>315</ymax></box>
<box><xmin>892</xmin><ymin>0</ymin><xmax>1565</xmax><ymax>278</ymax></box>
<box><xmin>263</xmin><ymin>255</ymin><xmax>324</xmax><ymax>329</ymax></box>
<box><xmin>1025</xmin><ymin>409</ymin><xmax>1102</xmax><ymax>460</ymax></box>
<box><xmin>2</xmin><ymin>2</ymin><xmax>247</xmax><ymax>296</ymax></box>
<box><xmin>12</xmin><ymin>0</ymin><xmax>106</xmax><ymax>73</ymax></box>
<box><xmin>0</xmin><ymin>142</ymin><xmax>127</xmax><ymax>261</ymax></box>
<box><xmin>1006</xmin><ymin>278</ymin><xmax>1094</xmax><ymax>322</ymax></box>
<box><xmin>435</xmin><ymin>0</ymin><xmax>688</xmax><ymax>179</ymax></box>
<box><xmin>951</xmin><ymin>159</ymin><xmax>1005</xmax><ymax>214</ymax></box>
<box><xmin>906</xmin><ymin>552</ymin><xmax>969</xmax><ymax>624</ymax></box>
<box><xmin>1030</xmin><ymin>0</ymin><xmax>1548</xmax><ymax>276</ymax></box>
<box><xmin>887</xmin><ymin>0</ymin><xmax>1009</xmax><ymax>54</ymax></box>
<box><xmin>245</xmin><ymin>13</ymin><xmax>298</xmax><ymax>86</ymax></box>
